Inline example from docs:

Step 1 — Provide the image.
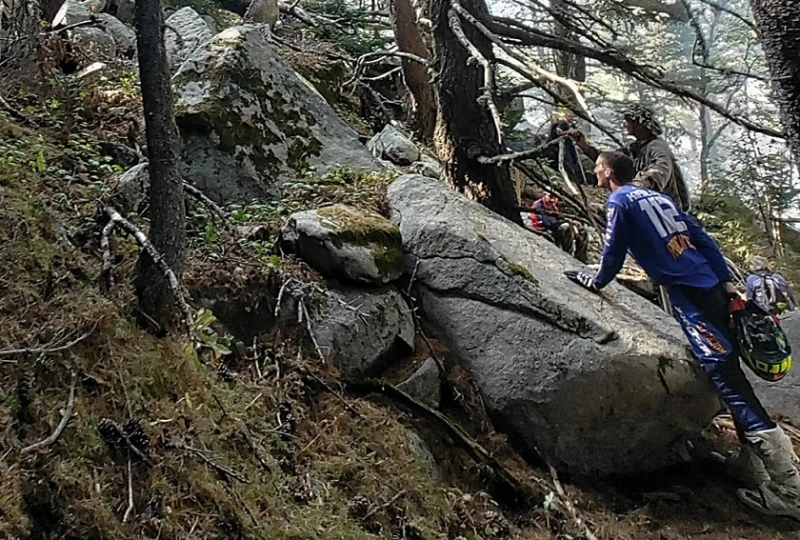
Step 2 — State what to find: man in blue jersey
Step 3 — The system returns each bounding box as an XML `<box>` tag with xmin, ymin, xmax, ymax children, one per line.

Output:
<box><xmin>566</xmin><ymin>151</ymin><xmax>800</xmax><ymax>518</ymax></box>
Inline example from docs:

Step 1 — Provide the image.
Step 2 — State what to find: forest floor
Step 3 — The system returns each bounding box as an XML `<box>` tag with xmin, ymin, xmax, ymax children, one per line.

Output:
<box><xmin>1</xmin><ymin>68</ymin><xmax>800</xmax><ymax>539</ymax></box>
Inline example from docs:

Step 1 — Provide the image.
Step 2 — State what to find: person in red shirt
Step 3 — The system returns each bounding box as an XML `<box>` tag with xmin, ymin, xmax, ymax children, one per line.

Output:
<box><xmin>529</xmin><ymin>193</ymin><xmax>589</xmax><ymax>263</ymax></box>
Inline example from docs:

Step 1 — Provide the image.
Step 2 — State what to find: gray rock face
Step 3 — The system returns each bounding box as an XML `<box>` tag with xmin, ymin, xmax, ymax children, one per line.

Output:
<box><xmin>172</xmin><ymin>25</ymin><xmax>382</xmax><ymax>204</ymax></box>
<box><xmin>310</xmin><ymin>286</ymin><xmax>415</xmax><ymax>377</ymax></box>
<box><xmin>165</xmin><ymin>7</ymin><xmax>213</xmax><ymax>72</ymax></box>
<box><xmin>388</xmin><ymin>174</ymin><xmax>719</xmax><ymax>476</ymax></box>
<box><xmin>280</xmin><ymin>205</ymin><xmax>404</xmax><ymax>285</ymax></box>
<box><xmin>245</xmin><ymin>0</ymin><xmax>279</xmax><ymax>27</ymax></box>
<box><xmin>367</xmin><ymin>125</ymin><xmax>420</xmax><ymax>166</ymax></box>
<box><xmin>409</xmin><ymin>154</ymin><xmax>441</xmax><ymax>179</ymax></box>
<box><xmin>748</xmin><ymin>313</ymin><xmax>800</xmax><ymax>420</ymax></box>
<box><xmin>114</xmin><ymin>163</ymin><xmax>149</xmax><ymax>215</ymax></box>
<box><xmin>104</xmin><ymin>0</ymin><xmax>134</xmax><ymax>24</ymax></box>
<box><xmin>398</xmin><ymin>357</ymin><xmax>441</xmax><ymax>409</ymax></box>
<box><xmin>52</xmin><ymin>0</ymin><xmax>92</xmax><ymax>26</ymax></box>
<box><xmin>70</xmin><ymin>27</ymin><xmax>117</xmax><ymax>64</ymax></box>
<box><xmin>405</xmin><ymin>429</ymin><xmax>441</xmax><ymax>482</ymax></box>
<box><xmin>96</xmin><ymin>13</ymin><xmax>135</xmax><ymax>56</ymax></box>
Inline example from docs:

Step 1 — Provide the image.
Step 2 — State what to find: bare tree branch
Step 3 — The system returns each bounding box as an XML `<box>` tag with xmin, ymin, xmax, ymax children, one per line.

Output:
<box><xmin>0</xmin><ymin>325</ymin><xmax>97</xmax><ymax>359</ymax></box>
<box><xmin>21</xmin><ymin>372</ymin><xmax>78</xmax><ymax>454</ymax></box>
<box><xmin>453</xmin><ymin>0</ymin><xmax>592</xmax><ymax>119</ymax></box>
<box><xmin>496</xmin><ymin>58</ymin><xmax>624</xmax><ymax>146</ymax></box>
<box><xmin>479</xmin><ymin>136</ymin><xmax>562</xmax><ymax>164</ymax></box>
<box><xmin>485</xmin><ymin>16</ymin><xmax>784</xmax><ymax>138</ymax></box>
<box><xmin>696</xmin><ymin>0</ymin><xmax>757</xmax><ymax>32</ymax></box>
<box><xmin>104</xmin><ymin>206</ymin><xmax>194</xmax><ymax>329</ymax></box>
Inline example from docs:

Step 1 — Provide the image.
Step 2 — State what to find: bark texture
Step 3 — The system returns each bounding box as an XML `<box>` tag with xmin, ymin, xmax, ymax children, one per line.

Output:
<box><xmin>749</xmin><ymin>0</ymin><xmax>800</xmax><ymax>174</ymax></box>
<box><xmin>431</xmin><ymin>0</ymin><xmax>520</xmax><ymax>222</ymax></box>
<box><xmin>551</xmin><ymin>0</ymin><xmax>585</xmax><ymax>85</ymax></box>
<box><xmin>134</xmin><ymin>0</ymin><xmax>186</xmax><ymax>328</ymax></box>
<box><xmin>391</xmin><ymin>0</ymin><xmax>436</xmax><ymax>142</ymax></box>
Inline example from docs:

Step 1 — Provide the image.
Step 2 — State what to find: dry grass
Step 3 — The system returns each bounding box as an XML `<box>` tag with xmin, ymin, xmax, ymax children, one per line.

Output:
<box><xmin>3</xmin><ymin>79</ymin><xmax>800</xmax><ymax>540</ymax></box>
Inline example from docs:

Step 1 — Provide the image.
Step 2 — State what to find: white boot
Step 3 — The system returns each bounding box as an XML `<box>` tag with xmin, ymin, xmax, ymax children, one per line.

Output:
<box><xmin>723</xmin><ymin>443</ymin><xmax>770</xmax><ymax>489</ymax></box>
<box><xmin>736</xmin><ymin>426</ymin><xmax>800</xmax><ymax>520</ymax></box>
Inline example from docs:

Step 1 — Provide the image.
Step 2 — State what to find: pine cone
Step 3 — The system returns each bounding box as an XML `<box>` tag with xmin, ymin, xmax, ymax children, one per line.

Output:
<box><xmin>123</xmin><ymin>418</ymin><xmax>149</xmax><ymax>451</ymax></box>
<box><xmin>97</xmin><ymin>417</ymin><xmax>124</xmax><ymax>449</ymax></box>
<box><xmin>20</xmin><ymin>370</ymin><xmax>36</xmax><ymax>393</ymax></box>
<box><xmin>217</xmin><ymin>361</ymin><xmax>234</xmax><ymax>382</ymax></box>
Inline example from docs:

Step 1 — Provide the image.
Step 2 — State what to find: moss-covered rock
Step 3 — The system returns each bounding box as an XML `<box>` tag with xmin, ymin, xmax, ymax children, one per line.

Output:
<box><xmin>279</xmin><ymin>204</ymin><xmax>404</xmax><ymax>284</ymax></box>
<box><xmin>172</xmin><ymin>24</ymin><xmax>382</xmax><ymax>204</ymax></box>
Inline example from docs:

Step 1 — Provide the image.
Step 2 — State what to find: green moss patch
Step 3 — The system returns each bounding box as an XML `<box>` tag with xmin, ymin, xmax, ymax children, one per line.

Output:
<box><xmin>317</xmin><ymin>204</ymin><xmax>404</xmax><ymax>276</ymax></box>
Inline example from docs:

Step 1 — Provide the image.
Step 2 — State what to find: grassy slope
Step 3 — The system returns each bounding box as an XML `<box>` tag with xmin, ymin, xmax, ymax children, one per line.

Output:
<box><xmin>0</xmin><ymin>110</ymin><xmax>508</xmax><ymax>539</ymax></box>
<box><xmin>2</xmin><ymin>67</ymin><xmax>800</xmax><ymax>540</ymax></box>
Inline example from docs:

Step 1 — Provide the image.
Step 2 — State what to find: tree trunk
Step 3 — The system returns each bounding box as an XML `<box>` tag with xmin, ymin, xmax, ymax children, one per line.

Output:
<box><xmin>391</xmin><ymin>0</ymin><xmax>436</xmax><ymax>142</ymax></box>
<box><xmin>551</xmin><ymin>0</ymin><xmax>585</xmax><ymax>85</ymax></box>
<box><xmin>749</xmin><ymin>0</ymin><xmax>800</xmax><ymax>175</ymax></box>
<box><xmin>134</xmin><ymin>0</ymin><xmax>186</xmax><ymax>328</ymax></box>
<box><xmin>431</xmin><ymin>0</ymin><xmax>520</xmax><ymax>222</ymax></box>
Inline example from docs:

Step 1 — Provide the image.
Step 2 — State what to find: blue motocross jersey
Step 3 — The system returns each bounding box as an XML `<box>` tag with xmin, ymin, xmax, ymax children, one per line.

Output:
<box><xmin>593</xmin><ymin>185</ymin><xmax>731</xmax><ymax>289</ymax></box>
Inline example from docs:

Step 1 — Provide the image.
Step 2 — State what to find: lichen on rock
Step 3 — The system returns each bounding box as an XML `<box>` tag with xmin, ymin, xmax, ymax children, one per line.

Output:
<box><xmin>172</xmin><ymin>24</ymin><xmax>382</xmax><ymax>204</ymax></box>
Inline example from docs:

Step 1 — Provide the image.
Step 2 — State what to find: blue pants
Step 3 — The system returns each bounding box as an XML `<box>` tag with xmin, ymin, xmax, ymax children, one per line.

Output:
<box><xmin>668</xmin><ymin>283</ymin><xmax>775</xmax><ymax>434</ymax></box>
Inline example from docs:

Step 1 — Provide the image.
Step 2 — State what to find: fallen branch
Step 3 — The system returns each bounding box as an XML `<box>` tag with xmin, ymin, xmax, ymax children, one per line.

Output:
<box><xmin>100</xmin><ymin>220</ymin><xmax>116</xmax><ymax>289</ymax></box>
<box><xmin>346</xmin><ymin>378</ymin><xmax>533</xmax><ymax>506</ymax></box>
<box><xmin>123</xmin><ymin>458</ymin><xmax>134</xmax><ymax>523</ymax></box>
<box><xmin>497</xmin><ymin>59</ymin><xmax>623</xmax><ymax>146</ymax></box>
<box><xmin>549</xmin><ymin>464</ymin><xmax>599</xmax><ymax>540</ymax></box>
<box><xmin>179</xmin><ymin>443</ymin><xmax>251</xmax><ymax>484</ymax></box>
<box><xmin>44</xmin><ymin>18</ymin><xmax>97</xmax><ymax>33</ymax></box>
<box><xmin>278</xmin><ymin>0</ymin><xmax>319</xmax><ymax>26</ymax></box>
<box><xmin>0</xmin><ymin>324</ymin><xmax>97</xmax><ymax>359</ymax></box>
<box><xmin>299</xmin><ymin>299</ymin><xmax>326</xmax><ymax>364</ymax></box>
<box><xmin>452</xmin><ymin>0</ymin><xmax>591</xmax><ymax>119</ymax></box>
<box><xmin>448</xmin><ymin>7</ymin><xmax>503</xmax><ymax>143</ymax></box>
<box><xmin>362</xmin><ymin>66</ymin><xmax>403</xmax><ymax>82</ymax></box>
<box><xmin>104</xmin><ymin>206</ymin><xmax>194</xmax><ymax>328</ymax></box>
<box><xmin>21</xmin><ymin>371</ymin><xmax>78</xmax><ymax>454</ymax></box>
<box><xmin>183</xmin><ymin>182</ymin><xmax>231</xmax><ymax>229</ymax></box>
<box><xmin>362</xmin><ymin>489</ymin><xmax>407</xmax><ymax>520</ymax></box>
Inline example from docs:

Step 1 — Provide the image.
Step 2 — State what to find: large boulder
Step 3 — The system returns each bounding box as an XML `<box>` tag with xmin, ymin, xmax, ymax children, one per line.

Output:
<box><xmin>104</xmin><ymin>0</ymin><xmax>134</xmax><ymax>24</ymax></box>
<box><xmin>245</xmin><ymin>0</ymin><xmax>279</xmax><ymax>27</ymax></box>
<box><xmin>398</xmin><ymin>357</ymin><xmax>441</xmax><ymax>409</ymax></box>
<box><xmin>165</xmin><ymin>7</ymin><xmax>213</xmax><ymax>72</ymax></box>
<box><xmin>69</xmin><ymin>27</ymin><xmax>117</xmax><ymax>64</ymax></box>
<box><xmin>114</xmin><ymin>163</ymin><xmax>149</xmax><ymax>215</ymax></box>
<box><xmin>388</xmin><ymin>174</ymin><xmax>718</xmax><ymax>476</ymax></box>
<box><xmin>367</xmin><ymin>124</ymin><xmax>420</xmax><ymax>166</ymax></box>
<box><xmin>307</xmin><ymin>286</ymin><xmax>415</xmax><ymax>377</ymax></box>
<box><xmin>96</xmin><ymin>13</ymin><xmax>136</xmax><ymax>56</ymax></box>
<box><xmin>748</xmin><ymin>313</ymin><xmax>800</xmax><ymax>420</ymax></box>
<box><xmin>172</xmin><ymin>24</ymin><xmax>382</xmax><ymax>204</ymax></box>
<box><xmin>280</xmin><ymin>205</ymin><xmax>404</xmax><ymax>285</ymax></box>
<box><xmin>52</xmin><ymin>0</ymin><xmax>92</xmax><ymax>26</ymax></box>
<box><xmin>409</xmin><ymin>154</ymin><xmax>441</xmax><ymax>179</ymax></box>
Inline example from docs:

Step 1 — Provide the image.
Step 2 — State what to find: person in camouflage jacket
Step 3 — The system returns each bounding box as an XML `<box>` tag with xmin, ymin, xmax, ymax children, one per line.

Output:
<box><xmin>569</xmin><ymin>104</ymin><xmax>691</xmax><ymax>211</ymax></box>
